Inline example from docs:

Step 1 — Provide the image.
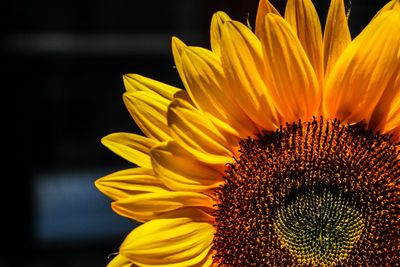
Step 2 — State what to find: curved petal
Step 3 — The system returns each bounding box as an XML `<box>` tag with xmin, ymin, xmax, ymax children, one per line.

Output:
<box><xmin>368</xmin><ymin>66</ymin><xmax>400</xmax><ymax>130</ymax></box>
<box><xmin>120</xmin><ymin>209</ymin><xmax>214</xmax><ymax>267</ymax></box>
<box><xmin>95</xmin><ymin>168</ymin><xmax>168</xmax><ymax>201</ymax></box>
<box><xmin>220</xmin><ymin>20</ymin><xmax>279</xmax><ymax>130</ymax></box>
<box><xmin>285</xmin><ymin>0</ymin><xmax>323</xmax><ymax>83</ymax></box>
<box><xmin>198</xmin><ymin>250</ymin><xmax>217</xmax><ymax>267</ymax></box>
<box><xmin>376</xmin><ymin>73</ymin><xmax>400</xmax><ymax>134</ymax></box>
<box><xmin>260</xmin><ymin>13</ymin><xmax>321</xmax><ymax>123</ymax></box>
<box><xmin>181</xmin><ymin>46</ymin><xmax>257</xmax><ymax>137</ymax></box>
<box><xmin>101</xmin><ymin>133</ymin><xmax>157</xmax><ymax>169</ymax></box>
<box><xmin>123</xmin><ymin>74</ymin><xmax>181</xmax><ymax>99</ymax></box>
<box><xmin>323</xmin><ymin>0</ymin><xmax>352</xmax><ymax>78</ymax></box>
<box><xmin>112</xmin><ymin>191</ymin><xmax>214</xmax><ymax>222</ymax></box>
<box><xmin>107</xmin><ymin>254</ymin><xmax>132</xmax><ymax>267</ymax></box>
<box><xmin>172</xmin><ymin>37</ymin><xmax>189</xmax><ymax>89</ymax></box>
<box><xmin>255</xmin><ymin>0</ymin><xmax>281</xmax><ymax>38</ymax></box>
<box><xmin>388</xmin><ymin>89</ymin><xmax>400</xmax><ymax>128</ymax></box>
<box><xmin>151</xmin><ymin>141</ymin><xmax>224</xmax><ymax>192</ymax></box>
<box><xmin>374</xmin><ymin>0</ymin><xmax>400</xmax><ymax>19</ymax></box>
<box><xmin>324</xmin><ymin>10</ymin><xmax>400</xmax><ymax>124</ymax></box>
<box><xmin>210</xmin><ymin>11</ymin><xmax>231</xmax><ymax>57</ymax></box>
<box><xmin>123</xmin><ymin>91</ymin><xmax>172</xmax><ymax>142</ymax></box>
<box><xmin>167</xmin><ymin>98</ymin><xmax>236</xmax><ymax>164</ymax></box>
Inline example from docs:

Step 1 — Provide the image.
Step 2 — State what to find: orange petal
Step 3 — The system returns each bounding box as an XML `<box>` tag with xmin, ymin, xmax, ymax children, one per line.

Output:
<box><xmin>260</xmin><ymin>13</ymin><xmax>320</xmax><ymax>122</ymax></box>
<box><xmin>323</xmin><ymin>0</ymin><xmax>352</xmax><ymax>78</ymax></box>
<box><xmin>324</xmin><ymin>10</ymin><xmax>400</xmax><ymax>125</ymax></box>
<box><xmin>368</xmin><ymin>66</ymin><xmax>400</xmax><ymax>132</ymax></box>
<box><xmin>255</xmin><ymin>0</ymin><xmax>281</xmax><ymax>38</ymax></box>
<box><xmin>285</xmin><ymin>0</ymin><xmax>323</xmax><ymax>83</ymax></box>
<box><xmin>375</xmin><ymin>72</ymin><xmax>400</xmax><ymax>132</ymax></box>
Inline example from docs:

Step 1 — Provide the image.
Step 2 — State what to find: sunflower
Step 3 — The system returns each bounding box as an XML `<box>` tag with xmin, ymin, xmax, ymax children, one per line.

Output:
<box><xmin>95</xmin><ymin>0</ymin><xmax>400</xmax><ymax>266</ymax></box>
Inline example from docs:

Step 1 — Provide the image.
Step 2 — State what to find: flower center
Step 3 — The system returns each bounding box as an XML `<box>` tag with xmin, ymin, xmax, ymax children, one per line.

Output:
<box><xmin>275</xmin><ymin>187</ymin><xmax>364</xmax><ymax>266</ymax></box>
<box><xmin>213</xmin><ymin>118</ymin><xmax>400</xmax><ymax>266</ymax></box>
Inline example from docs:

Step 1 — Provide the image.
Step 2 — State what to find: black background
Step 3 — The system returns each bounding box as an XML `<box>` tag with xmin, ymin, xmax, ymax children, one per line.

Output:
<box><xmin>1</xmin><ymin>0</ymin><xmax>385</xmax><ymax>266</ymax></box>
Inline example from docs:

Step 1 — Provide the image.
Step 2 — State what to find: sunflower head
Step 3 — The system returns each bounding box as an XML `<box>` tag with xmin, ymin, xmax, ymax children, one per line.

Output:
<box><xmin>96</xmin><ymin>0</ymin><xmax>400</xmax><ymax>266</ymax></box>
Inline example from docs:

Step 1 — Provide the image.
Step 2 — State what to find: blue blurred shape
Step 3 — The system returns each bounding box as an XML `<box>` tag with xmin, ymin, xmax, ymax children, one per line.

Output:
<box><xmin>33</xmin><ymin>169</ymin><xmax>134</xmax><ymax>243</ymax></box>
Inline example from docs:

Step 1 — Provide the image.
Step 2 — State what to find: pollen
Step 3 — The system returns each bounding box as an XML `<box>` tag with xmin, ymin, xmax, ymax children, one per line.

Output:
<box><xmin>213</xmin><ymin>118</ymin><xmax>400</xmax><ymax>266</ymax></box>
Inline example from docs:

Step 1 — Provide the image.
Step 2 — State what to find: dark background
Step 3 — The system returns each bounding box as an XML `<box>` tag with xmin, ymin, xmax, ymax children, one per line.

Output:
<box><xmin>1</xmin><ymin>0</ymin><xmax>385</xmax><ymax>266</ymax></box>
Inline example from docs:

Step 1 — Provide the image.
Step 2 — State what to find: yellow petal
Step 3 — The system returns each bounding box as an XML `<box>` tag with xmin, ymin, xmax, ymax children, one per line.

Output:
<box><xmin>181</xmin><ymin>46</ymin><xmax>257</xmax><ymax>137</ymax></box>
<box><xmin>107</xmin><ymin>254</ymin><xmax>132</xmax><ymax>267</ymax></box>
<box><xmin>324</xmin><ymin>10</ymin><xmax>400</xmax><ymax>124</ymax></box>
<box><xmin>123</xmin><ymin>74</ymin><xmax>181</xmax><ymax>100</ymax></box>
<box><xmin>120</xmin><ymin>209</ymin><xmax>214</xmax><ymax>267</ymax></box>
<box><xmin>255</xmin><ymin>0</ymin><xmax>281</xmax><ymax>38</ymax></box>
<box><xmin>101</xmin><ymin>133</ymin><xmax>157</xmax><ymax>169</ymax></box>
<box><xmin>112</xmin><ymin>191</ymin><xmax>214</xmax><ymax>222</ymax></box>
<box><xmin>95</xmin><ymin>168</ymin><xmax>168</xmax><ymax>201</ymax></box>
<box><xmin>323</xmin><ymin>0</ymin><xmax>351</xmax><ymax>78</ymax></box>
<box><xmin>374</xmin><ymin>0</ymin><xmax>400</xmax><ymax>18</ymax></box>
<box><xmin>172</xmin><ymin>38</ymin><xmax>237</xmax><ymax>135</ymax></box>
<box><xmin>171</xmin><ymin>37</ymin><xmax>189</xmax><ymax>89</ymax></box>
<box><xmin>373</xmin><ymin>72</ymin><xmax>400</xmax><ymax>131</ymax></box>
<box><xmin>210</xmin><ymin>11</ymin><xmax>231</xmax><ymax>57</ymax></box>
<box><xmin>151</xmin><ymin>141</ymin><xmax>223</xmax><ymax>192</ymax></box>
<box><xmin>151</xmin><ymin>206</ymin><xmax>215</xmax><ymax>222</ymax></box>
<box><xmin>260</xmin><ymin>14</ymin><xmax>321</xmax><ymax>122</ymax></box>
<box><xmin>285</xmin><ymin>0</ymin><xmax>323</xmax><ymax>84</ymax></box>
<box><xmin>123</xmin><ymin>91</ymin><xmax>172</xmax><ymax>142</ymax></box>
<box><xmin>220</xmin><ymin>20</ymin><xmax>279</xmax><ymax>130</ymax></box>
<box><xmin>167</xmin><ymin>98</ymin><xmax>236</xmax><ymax>164</ymax></box>
<box><xmin>389</xmin><ymin>125</ymin><xmax>400</xmax><ymax>142</ymax></box>
<box><xmin>198</xmin><ymin>250</ymin><xmax>217</xmax><ymax>267</ymax></box>
<box><xmin>206</xmin><ymin>115</ymin><xmax>243</xmax><ymax>141</ymax></box>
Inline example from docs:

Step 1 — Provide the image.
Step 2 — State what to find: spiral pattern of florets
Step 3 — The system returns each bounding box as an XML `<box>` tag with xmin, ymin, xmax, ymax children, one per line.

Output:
<box><xmin>275</xmin><ymin>188</ymin><xmax>364</xmax><ymax>266</ymax></box>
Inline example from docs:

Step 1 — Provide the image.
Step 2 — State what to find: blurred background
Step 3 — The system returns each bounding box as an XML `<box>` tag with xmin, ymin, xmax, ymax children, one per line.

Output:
<box><xmin>1</xmin><ymin>0</ymin><xmax>386</xmax><ymax>266</ymax></box>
